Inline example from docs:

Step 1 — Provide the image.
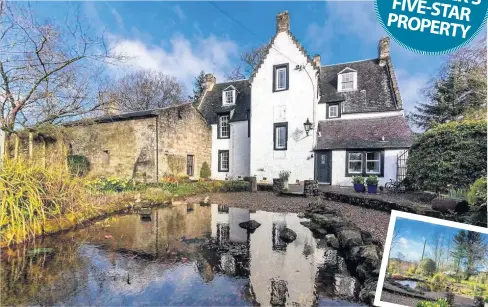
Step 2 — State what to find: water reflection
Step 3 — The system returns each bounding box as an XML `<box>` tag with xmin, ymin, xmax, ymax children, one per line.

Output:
<box><xmin>1</xmin><ymin>204</ymin><xmax>364</xmax><ymax>306</ymax></box>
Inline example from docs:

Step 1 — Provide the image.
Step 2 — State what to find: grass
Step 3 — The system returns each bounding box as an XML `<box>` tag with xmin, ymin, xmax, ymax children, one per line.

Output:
<box><xmin>0</xmin><ymin>158</ymin><xmax>250</xmax><ymax>247</ymax></box>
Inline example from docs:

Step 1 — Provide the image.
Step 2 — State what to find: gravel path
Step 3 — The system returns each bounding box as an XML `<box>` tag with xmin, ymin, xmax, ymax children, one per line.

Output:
<box><xmin>184</xmin><ymin>191</ymin><xmax>390</xmax><ymax>244</ymax></box>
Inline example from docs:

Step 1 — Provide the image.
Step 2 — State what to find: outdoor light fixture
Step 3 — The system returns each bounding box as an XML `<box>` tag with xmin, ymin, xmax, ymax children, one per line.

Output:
<box><xmin>303</xmin><ymin>118</ymin><xmax>313</xmax><ymax>136</ymax></box>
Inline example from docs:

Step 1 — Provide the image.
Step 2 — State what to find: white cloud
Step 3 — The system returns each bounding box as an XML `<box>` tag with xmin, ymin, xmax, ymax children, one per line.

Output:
<box><xmin>110</xmin><ymin>8</ymin><xmax>124</xmax><ymax>29</ymax></box>
<box><xmin>173</xmin><ymin>5</ymin><xmax>186</xmax><ymax>22</ymax></box>
<box><xmin>109</xmin><ymin>33</ymin><xmax>239</xmax><ymax>93</ymax></box>
<box><xmin>306</xmin><ymin>2</ymin><xmax>385</xmax><ymax>58</ymax></box>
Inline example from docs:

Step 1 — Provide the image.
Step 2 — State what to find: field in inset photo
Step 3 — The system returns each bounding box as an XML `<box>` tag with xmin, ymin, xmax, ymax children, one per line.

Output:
<box><xmin>378</xmin><ymin>214</ymin><xmax>488</xmax><ymax>307</ymax></box>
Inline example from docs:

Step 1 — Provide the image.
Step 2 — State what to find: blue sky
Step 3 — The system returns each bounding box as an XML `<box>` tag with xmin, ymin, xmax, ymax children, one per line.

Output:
<box><xmin>28</xmin><ymin>1</ymin><xmax>486</xmax><ymax>115</ymax></box>
<box><xmin>390</xmin><ymin>217</ymin><xmax>488</xmax><ymax>263</ymax></box>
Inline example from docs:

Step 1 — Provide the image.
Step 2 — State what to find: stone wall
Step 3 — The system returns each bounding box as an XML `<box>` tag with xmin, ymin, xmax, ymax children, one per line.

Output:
<box><xmin>67</xmin><ymin>116</ymin><xmax>158</xmax><ymax>181</ymax></box>
<box><xmin>157</xmin><ymin>104</ymin><xmax>211</xmax><ymax>180</ymax></box>
<box><xmin>66</xmin><ymin>104</ymin><xmax>212</xmax><ymax>182</ymax></box>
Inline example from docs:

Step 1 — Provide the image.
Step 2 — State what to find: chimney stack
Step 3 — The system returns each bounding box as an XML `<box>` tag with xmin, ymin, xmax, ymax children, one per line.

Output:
<box><xmin>276</xmin><ymin>11</ymin><xmax>290</xmax><ymax>32</ymax></box>
<box><xmin>378</xmin><ymin>37</ymin><xmax>390</xmax><ymax>66</ymax></box>
<box><xmin>313</xmin><ymin>54</ymin><xmax>321</xmax><ymax>67</ymax></box>
<box><xmin>205</xmin><ymin>73</ymin><xmax>216</xmax><ymax>91</ymax></box>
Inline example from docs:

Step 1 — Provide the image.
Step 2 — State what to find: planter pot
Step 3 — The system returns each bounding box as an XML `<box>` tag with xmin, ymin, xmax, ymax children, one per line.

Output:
<box><xmin>353</xmin><ymin>183</ymin><xmax>365</xmax><ymax>193</ymax></box>
<box><xmin>367</xmin><ymin>184</ymin><xmax>377</xmax><ymax>194</ymax></box>
<box><xmin>283</xmin><ymin>180</ymin><xmax>289</xmax><ymax>191</ymax></box>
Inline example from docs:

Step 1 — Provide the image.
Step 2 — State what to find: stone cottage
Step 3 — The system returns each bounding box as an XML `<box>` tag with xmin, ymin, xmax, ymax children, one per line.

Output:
<box><xmin>65</xmin><ymin>103</ymin><xmax>211</xmax><ymax>182</ymax></box>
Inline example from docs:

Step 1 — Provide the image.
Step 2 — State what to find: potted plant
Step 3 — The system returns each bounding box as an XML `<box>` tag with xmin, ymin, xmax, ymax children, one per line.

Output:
<box><xmin>279</xmin><ymin>170</ymin><xmax>291</xmax><ymax>191</ymax></box>
<box><xmin>366</xmin><ymin>175</ymin><xmax>379</xmax><ymax>194</ymax></box>
<box><xmin>352</xmin><ymin>176</ymin><xmax>365</xmax><ymax>193</ymax></box>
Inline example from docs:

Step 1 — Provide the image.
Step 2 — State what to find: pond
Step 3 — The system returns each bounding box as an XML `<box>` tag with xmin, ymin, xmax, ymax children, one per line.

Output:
<box><xmin>397</xmin><ymin>280</ymin><xmax>418</xmax><ymax>289</ymax></box>
<box><xmin>1</xmin><ymin>204</ymin><xmax>365</xmax><ymax>306</ymax></box>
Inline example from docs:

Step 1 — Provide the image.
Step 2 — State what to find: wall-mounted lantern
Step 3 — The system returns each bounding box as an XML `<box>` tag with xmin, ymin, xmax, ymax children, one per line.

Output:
<box><xmin>303</xmin><ymin>118</ymin><xmax>313</xmax><ymax>136</ymax></box>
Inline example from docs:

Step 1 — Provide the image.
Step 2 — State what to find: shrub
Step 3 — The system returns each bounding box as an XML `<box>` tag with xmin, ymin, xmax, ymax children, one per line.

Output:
<box><xmin>200</xmin><ymin>162</ymin><xmax>211</xmax><ymax>179</ymax></box>
<box><xmin>430</xmin><ymin>272</ymin><xmax>447</xmax><ymax>291</ymax></box>
<box><xmin>467</xmin><ymin>177</ymin><xmax>487</xmax><ymax>206</ymax></box>
<box><xmin>366</xmin><ymin>175</ymin><xmax>379</xmax><ymax>186</ymax></box>
<box><xmin>279</xmin><ymin>170</ymin><xmax>291</xmax><ymax>181</ymax></box>
<box><xmin>407</xmin><ymin>265</ymin><xmax>417</xmax><ymax>276</ymax></box>
<box><xmin>352</xmin><ymin>176</ymin><xmax>364</xmax><ymax>184</ymax></box>
<box><xmin>407</xmin><ymin>120</ymin><xmax>487</xmax><ymax>192</ymax></box>
<box><xmin>67</xmin><ymin>155</ymin><xmax>90</xmax><ymax>177</ymax></box>
<box><xmin>416</xmin><ymin>299</ymin><xmax>449</xmax><ymax>307</ymax></box>
<box><xmin>418</xmin><ymin>258</ymin><xmax>437</xmax><ymax>276</ymax></box>
<box><xmin>1</xmin><ymin>158</ymin><xmax>89</xmax><ymax>245</ymax></box>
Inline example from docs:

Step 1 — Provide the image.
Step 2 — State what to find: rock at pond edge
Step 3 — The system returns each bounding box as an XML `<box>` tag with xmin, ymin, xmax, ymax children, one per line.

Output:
<box><xmin>239</xmin><ymin>220</ymin><xmax>261</xmax><ymax>231</ymax></box>
<box><xmin>279</xmin><ymin>228</ymin><xmax>297</xmax><ymax>243</ymax></box>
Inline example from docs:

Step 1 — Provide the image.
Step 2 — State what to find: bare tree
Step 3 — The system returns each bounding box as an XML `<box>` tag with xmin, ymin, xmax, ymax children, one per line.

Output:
<box><xmin>0</xmin><ymin>2</ymin><xmax>125</xmax><ymax>137</ymax></box>
<box><xmin>390</xmin><ymin>224</ymin><xmax>404</xmax><ymax>255</ymax></box>
<box><xmin>225</xmin><ymin>44</ymin><xmax>267</xmax><ymax>81</ymax></box>
<box><xmin>431</xmin><ymin>232</ymin><xmax>444</xmax><ymax>270</ymax></box>
<box><xmin>108</xmin><ymin>70</ymin><xmax>184</xmax><ymax>112</ymax></box>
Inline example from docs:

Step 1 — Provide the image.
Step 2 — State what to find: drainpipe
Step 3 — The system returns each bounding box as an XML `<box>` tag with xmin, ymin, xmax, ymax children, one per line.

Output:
<box><xmin>155</xmin><ymin>116</ymin><xmax>159</xmax><ymax>182</ymax></box>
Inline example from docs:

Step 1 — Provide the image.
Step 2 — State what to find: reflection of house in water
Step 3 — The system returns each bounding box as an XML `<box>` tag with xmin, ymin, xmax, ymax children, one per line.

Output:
<box><xmin>209</xmin><ymin>204</ymin><xmax>327</xmax><ymax>306</ymax></box>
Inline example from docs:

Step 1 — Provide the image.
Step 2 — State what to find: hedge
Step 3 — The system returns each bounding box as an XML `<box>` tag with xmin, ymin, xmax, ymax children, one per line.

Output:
<box><xmin>407</xmin><ymin>120</ymin><xmax>486</xmax><ymax>192</ymax></box>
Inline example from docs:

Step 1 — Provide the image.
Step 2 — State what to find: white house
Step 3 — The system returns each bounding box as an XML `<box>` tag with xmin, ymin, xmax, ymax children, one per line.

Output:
<box><xmin>197</xmin><ymin>11</ymin><xmax>413</xmax><ymax>186</ymax></box>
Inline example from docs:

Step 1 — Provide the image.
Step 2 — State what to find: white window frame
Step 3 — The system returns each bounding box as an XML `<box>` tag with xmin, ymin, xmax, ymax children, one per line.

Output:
<box><xmin>365</xmin><ymin>151</ymin><xmax>381</xmax><ymax>174</ymax></box>
<box><xmin>329</xmin><ymin>105</ymin><xmax>339</xmax><ymax>118</ymax></box>
<box><xmin>274</xmin><ymin>123</ymin><xmax>288</xmax><ymax>150</ymax></box>
<box><xmin>348</xmin><ymin>152</ymin><xmax>363</xmax><ymax>174</ymax></box>
<box><xmin>274</xmin><ymin>65</ymin><xmax>288</xmax><ymax>91</ymax></box>
<box><xmin>219</xmin><ymin>151</ymin><xmax>229</xmax><ymax>172</ymax></box>
<box><xmin>219</xmin><ymin>114</ymin><xmax>230</xmax><ymax>138</ymax></box>
<box><xmin>337</xmin><ymin>68</ymin><xmax>357</xmax><ymax>92</ymax></box>
<box><xmin>222</xmin><ymin>89</ymin><xmax>235</xmax><ymax>105</ymax></box>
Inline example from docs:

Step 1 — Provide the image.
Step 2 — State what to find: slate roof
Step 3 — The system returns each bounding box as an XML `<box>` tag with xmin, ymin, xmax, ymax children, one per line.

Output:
<box><xmin>198</xmin><ymin>79</ymin><xmax>251</xmax><ymax>125</ymax></box>
<box><xmin>319</xmin><ymin>59</ymin><xmax>401</xmax><ymax>113</ymax></box>
<box><xmin>315</xmin><ymin>116</ymin><xmax>414</xmax><ymax>150</ymax></box>
<box><xmin>63</xmin><ymin>103</ymin><xmax>192</xmax><ymax>126</ymax></box>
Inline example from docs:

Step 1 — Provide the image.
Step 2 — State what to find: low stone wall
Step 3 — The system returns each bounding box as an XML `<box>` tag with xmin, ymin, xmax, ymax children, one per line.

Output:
<box><xmin>304</xmin><ymin>180</ymin><xmax>319</xmax><ymax>198</ymax></box>
<box><xmin>273</xmin><ymin>179</ymin><xmax>284</xmax><ymax>195</ymax></box>
<box><xmin>302</xmin><ymin>202</ymin><xmax>383</xmax><ymax>305</ymax></box>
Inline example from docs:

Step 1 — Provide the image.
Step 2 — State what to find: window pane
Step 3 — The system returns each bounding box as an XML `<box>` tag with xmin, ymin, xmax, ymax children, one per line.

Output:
<box><xmin>220</xmin><ymin>152</ymin><xmax>229</xmax><ymax>170</ymax></box>
<box><xmin>224</xmin><ymin>90</ymin><xmax>233</xmax><ymax>104</ymax></box>
<box><xmin>220</xmin><ymin>115</ymin><xmax>229</xmax><ymax>137</ymax></box>
<box><xmin>349</xmin><ymin>152</ymin><xmax>362</xmax><ymax>161</ymax></box>
<box><xmin>329</xmin><ymin>105</ymin><xmax>338</xmax><ymax>117</ymax></box>
<box><xmin>276</xmin><ymin>67</ymin><xmax>286</xmax><ymax>90</ymax></box>
<box><xmin>366</xmin><ymin>161</ymin><xmax>379</xmax><ymax>173</ymax></box>
<box><xmin>367</xmin><ymin>152</ymin><xmax>380</xmax><ymax>161</ymax></box>
<box><xmin>349</xmin><ymin>161</ymin><xmax>362</xmax><ymax>173</ymax></box>
<box><xmin>275</xmin><ymin>126</ymin><xmax>287</xmax><ymax>149</ymax></box>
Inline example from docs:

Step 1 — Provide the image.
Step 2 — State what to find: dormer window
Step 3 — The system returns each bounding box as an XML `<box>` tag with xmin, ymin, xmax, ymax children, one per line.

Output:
<box><xmin>222</xmin><ymin>87</ymin><xmax>236</xmax><ymax>105</ymax></box>
<box><xmin>337</xmin><ymin>68</ymin><xmax>357</xmax><ymax>92</ymax></box>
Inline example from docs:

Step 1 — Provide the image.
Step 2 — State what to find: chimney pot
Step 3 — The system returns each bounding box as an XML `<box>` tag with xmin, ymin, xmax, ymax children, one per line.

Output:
<box><xmin>204</xmin><ymin>73</ymin><xmax>216</xmax><ymax>91</ymax></box>
<box><xmin>313</xmin><ymin>54</ymin><xmax>321</xmax><ymax>67</ymax></box>
<box><xmin>379</xmin><ymin>37</ymin><xmax>390</xmax><ymax>66</ymax></box>
<box><xmin>276</xmin><ymin>11</ymin><xmax>290</xmax><ymax>32</ymax></box>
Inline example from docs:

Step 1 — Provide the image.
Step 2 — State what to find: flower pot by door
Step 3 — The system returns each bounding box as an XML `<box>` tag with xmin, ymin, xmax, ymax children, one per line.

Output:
<box><xmin>367</xmin><ymin>185</ymin><xmax>377</xmax><ymax>194</ymax></box>
<box><xmin>354</xmin><ymin>183</ymin><xmax>365</xmax><ymax>193</ymax></box>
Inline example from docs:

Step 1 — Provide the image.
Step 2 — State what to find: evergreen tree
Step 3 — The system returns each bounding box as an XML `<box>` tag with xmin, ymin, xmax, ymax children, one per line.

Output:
<box><xmin>408</xmin><ymin>36</ymin><xmax>487</xmax><ymax>130</ymax></box>
<box><xmin>451</xmin><ymin>230</ymin><xmax>487</xmax><ymax>280</ymax></box>
<box><xmin>189</xmin><ymin>71</ymin><xmax>206</xmax><ymax>106</ymax></box>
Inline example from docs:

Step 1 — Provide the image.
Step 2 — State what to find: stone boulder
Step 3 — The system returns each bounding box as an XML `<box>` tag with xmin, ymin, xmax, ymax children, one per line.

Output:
<box><xmin>323</xmin><ymin>248</ymin><xmax>338</xmax><ymax>269</ymax></box>
<box><xmin>239</xmin><ymin>220</ymin><xmax>261</xmax><ymax>232</ymax></box>
<box><xmin>361</xmin><ymin>231</ymin><xmax>373</xmax><ymax>245</ymax></box>
<box><xmin>359</xmin><ymin>278</ymin><xmax>378</xmax><ymax>305</ymax></box>
<box><xmin>325</xmin><ymin>234</ymin><xmax>339</xmax><ymax>249</ymax></box>
<box><xmin>279</xmin><ymin>228</ymin><xmax>297</xmax><ymax>243</ymax></box>
<box><xmin>338</xmin><ymin>229</ymin><xmax>363</xmax><ymax>249</ymax></box>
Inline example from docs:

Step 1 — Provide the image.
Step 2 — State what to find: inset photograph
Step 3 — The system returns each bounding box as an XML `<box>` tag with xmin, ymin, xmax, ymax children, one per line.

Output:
<box><xmin>375</xmin><ymin>211</ymin><xmax>488</xmax><ymax>307</ymax></box>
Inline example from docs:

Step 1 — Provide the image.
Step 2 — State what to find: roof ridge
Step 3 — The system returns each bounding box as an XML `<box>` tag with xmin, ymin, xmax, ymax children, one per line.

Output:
<box><xmin>321</xmin><ymin>58</ymin><xmax>378</xmax><ymax>68</ymax></box>
<box><xmin>318</xmin><ymin>114</ymin><xmax>405</xmax><ymax>122</ymax></box>
<box><xmin>217</xmin><ymin>79</ymin><xmax>249</xmax><ymax>85</ymax></box>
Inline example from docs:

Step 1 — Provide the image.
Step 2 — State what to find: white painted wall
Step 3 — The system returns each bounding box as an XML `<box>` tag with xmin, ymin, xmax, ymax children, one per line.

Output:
<box><xmin>211</xmin><ymin>121</ymin><xmax>250</xmax><ymax>180</ymax></box>
<box><xmin>315</xmin><ymin>106</ymin><xmax>404</xmax><ymax>121</ymax></box>
<box><xmin>331</xmin><ymin>149</ymin><xmax>408</xmax><ymax>186</ymax></box>
<box><xmin>250</xmin><ymin>31</ymin><xmax>319</xmax><ymax>183</ymax></box>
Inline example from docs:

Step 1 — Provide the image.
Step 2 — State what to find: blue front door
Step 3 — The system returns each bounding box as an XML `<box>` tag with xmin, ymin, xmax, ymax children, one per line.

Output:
<box><xmin>316</xmin><ymin>151</ymin><xmax>331</xmax><ymax>184</ymax></box>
